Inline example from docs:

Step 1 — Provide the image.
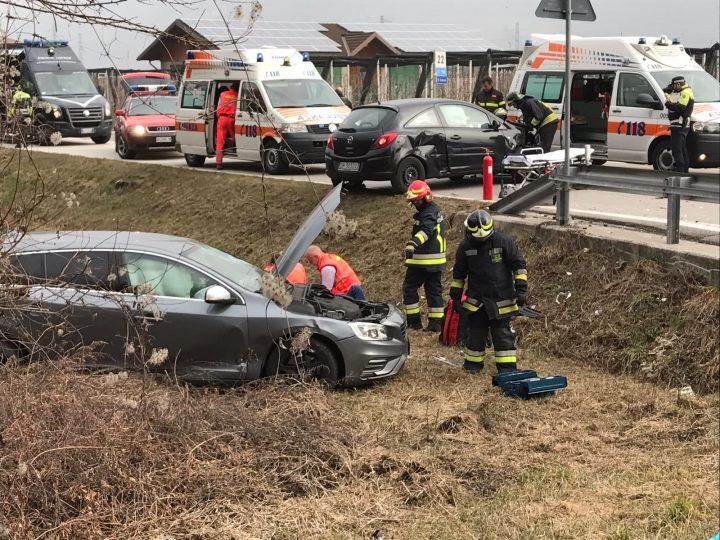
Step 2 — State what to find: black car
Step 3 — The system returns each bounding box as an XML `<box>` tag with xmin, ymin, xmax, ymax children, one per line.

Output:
<box><xmin>325</xmin><ymin>98</ymin><xmax>523</xmax><ymax>193</ymax></box>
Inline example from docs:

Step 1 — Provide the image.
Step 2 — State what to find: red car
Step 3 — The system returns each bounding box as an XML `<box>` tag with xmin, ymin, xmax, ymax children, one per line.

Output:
<box><xmin>114</xmin><ymin>89</ymin><xmax>177</xmax><ymax>159</ymax></box>
<box><xmin>120</xmin><ymin>71</ymin><xmax>172</xmax><ymax>92</ymax></box>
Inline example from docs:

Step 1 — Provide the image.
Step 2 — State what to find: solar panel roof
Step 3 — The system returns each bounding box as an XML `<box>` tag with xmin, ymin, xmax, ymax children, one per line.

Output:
<box><xmin>341</xmin><ymin>22</ymin><xmax>498</xmax><ymax>52</ymax></box>
<box><xmin>193</xmin><ymin>20</ymin><xmax>341</xmax><ymax>52</ymax></box>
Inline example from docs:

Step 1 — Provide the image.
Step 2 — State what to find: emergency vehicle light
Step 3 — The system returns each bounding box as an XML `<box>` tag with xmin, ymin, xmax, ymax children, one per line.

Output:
<box><xmin>23</xmin><ymin>38</ymin><xmax>68</xmax><ymax>47</ymax></box>
<box><xmin>302</xmin><ymin>51</ymin><xmax>310</xmax><ymax>61</ymax></box>
<box><xmin>524</xmin><ymin>40</ymin><xmax>533</xmax><ymax>46</ymax></box>
<box><xmin>638</xmin><ymin>37</ymin><xmax>646</xmax><ymax>44</ymax></box>
<box><xmin>672</xmin><ymin>37</ymin><xmax>680</xmax><ymax>44</ymax></box>
<box><xmin>257</xmin><ymin>53</ymin><xmax>264</xmax><ymax>62</ymax></box>
<box><xmin>186</xmin><ymin>51</ymin><xmax>195</xmax><ymax>60</ymax></box>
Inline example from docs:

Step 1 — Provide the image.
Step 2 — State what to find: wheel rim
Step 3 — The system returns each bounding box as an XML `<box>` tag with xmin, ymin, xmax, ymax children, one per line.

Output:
<box><xmin>658</xmin><ymin>148</ymin><xmax>674</xmax><ymax>170</ymax></box>
<box><xmin>266</xmin><ymin>148</ymin><xmax>279</xmax><ymax>168</ymax></box>
<box><xmin>404</xmin><ymin>165</ymin><xmax>419</xmax><ymax>183</ymax></box>
<box><xmin>117</xmin><ymin>135</ymin><xmax>128</xmax><ymax>156</ymax></box>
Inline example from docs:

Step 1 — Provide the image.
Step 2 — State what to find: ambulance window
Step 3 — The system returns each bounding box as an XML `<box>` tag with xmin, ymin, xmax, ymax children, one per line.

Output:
<box><xmin>522</xmin><ymin>73</ymin><xmax>564</xmax><ymax>103</ymax></box>
<box><xmin>181</xmin><ymin>81</ymin><xmax>208</xmax><ymax>109</ymax></box>
<box><xmin>240</xmin><ymin>82</ymin><xmax>266</xmax><ymax>114</ymax></box>
<box><xmin>618</xmin><ymin>73</ymin><xmax>658</xmax><ymax>108</ymax></box>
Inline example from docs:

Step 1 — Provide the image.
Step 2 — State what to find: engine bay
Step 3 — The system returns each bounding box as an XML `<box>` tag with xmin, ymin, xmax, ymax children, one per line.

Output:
<box><xmin>290</xmin><ymin>284</ymin><xmax>389</xmax><ymax>322</ymax></box>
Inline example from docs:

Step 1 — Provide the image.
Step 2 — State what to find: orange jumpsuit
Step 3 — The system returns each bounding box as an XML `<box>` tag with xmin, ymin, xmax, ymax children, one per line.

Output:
<box><xmin>215</xmin><ymin>88</ymin><xmax>238</xmax><ymax>165</ymax></box>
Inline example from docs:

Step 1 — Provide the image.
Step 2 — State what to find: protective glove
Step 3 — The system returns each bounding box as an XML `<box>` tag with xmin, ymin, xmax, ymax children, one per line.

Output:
<box><xmin>450</xmin><ymin>293</ymin><xmax>462</xmax><ymax>313</ymax></box>
<box><xmin>403</xmin><ymin>246</ymin><xmax>415</xmax><ymax>261</ymax></box>
<box><xmin>516</xmin><ymin>294</ymin><xmax>527</xmax><ymax>307</ymax></box>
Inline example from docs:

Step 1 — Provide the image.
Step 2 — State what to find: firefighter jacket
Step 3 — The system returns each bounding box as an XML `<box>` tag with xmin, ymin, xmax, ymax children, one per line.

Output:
<box><xmin>474</xmin><ymin>87</ymin><xmax>507</xmax><ymax>116</ymax></box>
<box><xmin>449</xmin><ymin>232</ymin><xmax>527</xmax><ymax>319</ymax></box>
<box><xmin>317</xmin><ymin>253</ymin><xmax>361</xmax><ymax>295</ymax></box>
<box><xmin>9</xmin><ymin>89</ymin><xmax>32</xmax><ymax>116</ymax></box>
<box><xmin>216</xmin><ymin>88</ymin><xmax>238</xmax><ymax>117</ymax></box>
<box><xmin>665</xmin><ymin>84</ymin><xmax>694</xmax><ymax>130</ymax></box>
<box><xmin>516</xmin><ymin>96</ymin><xmax>558</xmax><ymax>130</ymax></box>
<box><xmin>405</xmin><ymin>201</ymin><xmax>447</xmax><ymax>271</ymax></box>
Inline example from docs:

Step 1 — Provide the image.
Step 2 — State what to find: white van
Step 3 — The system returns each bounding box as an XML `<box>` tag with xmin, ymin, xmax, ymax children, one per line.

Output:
<box><xmin>507</xmin><ymin>35</ymin><xmax>720</xmax><ymax>170</ymax></box>
<box><xmin>175</xmin><ymin>48</ymin><xmax>350</xmax><ymax>174</ymax></box>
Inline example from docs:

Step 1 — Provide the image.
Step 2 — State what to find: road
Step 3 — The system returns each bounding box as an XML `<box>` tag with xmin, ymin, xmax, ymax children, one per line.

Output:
<box><xmin>29</xmin><ymin>138</ymin><xmax>720</xmax><ymax>238</ymax></box>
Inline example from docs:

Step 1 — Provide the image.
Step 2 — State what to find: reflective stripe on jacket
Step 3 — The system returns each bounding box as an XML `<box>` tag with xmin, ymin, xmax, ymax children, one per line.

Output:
<box><xmin>405</xmin><ymin>201</ymin><xmax>447</xmax><ymax>271</ymax></box>
<box><xmin>518</xmin><ymin>96</ymin><xmax>558</xmax><ymax>129</ymax></box>
<box><xmin>474</xmin><ymin>88</ymin><xmax>507</xmax><ymax>115</ymax></box>
<box><xmin>317</xmin><ymin>253</ymin><xmax>361</xmax><ymax>295</ymax></box>
<box><xmin>216</xmin><ymin>89</ymin><xmax>238</xmax><ymax>116</ymax></box>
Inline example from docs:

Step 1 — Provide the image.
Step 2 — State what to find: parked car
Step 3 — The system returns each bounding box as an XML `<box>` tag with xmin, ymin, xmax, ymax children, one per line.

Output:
<box><xmin>120</xmin><ymin>71</ymin><xmax>173</xmax><ymax>92</ymax></box>
<box><xmin>3</xmin><ymin>186</ymin><xmax>408</xmax><ymax>387</ymax></box>
<box><xmin>114</xmin><ymin>89</ymin><xmax>177</xmax><ymax>159</ymax></box>
<box><xmin>325</xmin><ymin>98</ymin><xmax>523</xmax><ymax>193</ymax></box>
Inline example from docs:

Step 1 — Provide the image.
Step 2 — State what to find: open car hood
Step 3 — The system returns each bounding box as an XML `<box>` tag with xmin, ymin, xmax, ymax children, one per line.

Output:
<box><xmin>275</xmin><ymin>184</ymin><xmax>344</xmax><ymax>279</ymax></box>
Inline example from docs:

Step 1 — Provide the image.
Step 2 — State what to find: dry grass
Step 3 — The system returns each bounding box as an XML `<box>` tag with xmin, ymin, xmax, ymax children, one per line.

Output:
<box><xmin>0</xmin><ymin>150</ymin><xmax>718</xmax><ymax>538</ymax></box>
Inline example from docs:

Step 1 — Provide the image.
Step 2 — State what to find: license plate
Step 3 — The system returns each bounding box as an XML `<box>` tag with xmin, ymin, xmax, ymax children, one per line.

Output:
<box><xmin>156</xmin><ymin>136</ymin><xmax>172</xmax><ymax>143</ymax></box>
<box><xmin>337</xmin><ymin>161</ymin><xmax>360</xmax><ymax>172</ymax></box>
<box><xmin>80</xmin><ymin>128</ymin><xmax>94</xmax><ymax>135</ymax></box>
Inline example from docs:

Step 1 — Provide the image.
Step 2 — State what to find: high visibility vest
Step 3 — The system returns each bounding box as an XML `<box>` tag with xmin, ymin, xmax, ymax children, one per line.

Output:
<box><xmin>9</xmin><ymin>89</ymin><xmax>32</xmax><ymax>116</ymax></box>
<box><xmin>216</xmin><ymin>89</ymin><xmax>238</xmax><ymax>116</ymax></box>
<box><xmin>317</xmin><ymin>253</ymin><xmax>361</xmax><ymax>295</ymax></box>
<box><xmin>263</xmin><ymin>262</ymin><xmax>307</xmax><ymax>285</ymax></box>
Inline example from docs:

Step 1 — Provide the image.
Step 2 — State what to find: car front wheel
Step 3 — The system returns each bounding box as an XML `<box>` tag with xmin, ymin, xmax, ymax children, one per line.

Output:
<box><xmin>261</xmin><ymin>141</ymin><xmax>290</xmax><ymax>174</ymax></box>
<box><xmin>184</xmin><ymin>154</ymin><xmax>206</xmax><ymax>167</ymax></box>
<box><xmin>92</xmin><ymin>133</ymin><xmax>112</xmax><ymax>144</ymax></box>
<box><xmin>264</xmin><ymin>336</ymin><xmax>341</xmax><ymax>387</ymax></box>
<box><xmin>115</xmin><ymin>133</ymin><xmax>136</xmax><ymax>159</ymax></box>
<box><xmin>391</xmin><ymin>156</ymin><xmax>425</xmax><ymax>194</ymax></box>
<box><xmin>652</xmin><ymin>140</ymin><xmax>674</xmax><ymax>171</ymax></box>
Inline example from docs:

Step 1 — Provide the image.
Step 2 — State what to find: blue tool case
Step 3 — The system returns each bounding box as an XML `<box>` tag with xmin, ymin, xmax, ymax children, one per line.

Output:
<box><xmin>502</xmin><ymin>375</ymin><xmax>568</xmax><ymax>398</ymax></box>
<box><xmin>492</xmin><ymin>369</ymin><xmax>538</xmax><ymax>387</ymax></box>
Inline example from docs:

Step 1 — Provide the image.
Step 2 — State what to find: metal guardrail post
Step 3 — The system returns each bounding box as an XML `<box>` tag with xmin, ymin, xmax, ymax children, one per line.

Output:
<box><xmin>555</xmin><ymin>167</ymin><xmax>571</xmax><ymax>225</ymax></box>
<box><xmin>666</xmin><ymin>176</ymin><xmax>681</xmax><ymax>244</ymax></box>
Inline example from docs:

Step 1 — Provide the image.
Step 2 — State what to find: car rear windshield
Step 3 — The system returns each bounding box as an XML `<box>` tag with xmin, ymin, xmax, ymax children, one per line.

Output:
<box><xmin>338</xmin><ymin>107</ymin><xmax>397</xmax><ymax>132</ymax></box>
<box><xmin>182</xmin><ymin>243</ymin><xmax>262</xmax><ymax>293</ymax></box>
<box><xmin>128</xmin><ymin>96</ymin><xmax>177</xmax><ymax>116</ymax></box>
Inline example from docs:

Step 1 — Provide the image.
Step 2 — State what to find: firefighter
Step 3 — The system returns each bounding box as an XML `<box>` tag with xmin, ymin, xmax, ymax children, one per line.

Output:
<box><xmin>663</xmin><ymin>76</ymin><xmax>694</xmax><ymax>173</ymax></box>
<box><xmin>304</xmin><ymin>245</ymin><xmax>365</xmax><ymax>300</ymax></box>
<box><xmin>8</xmin><ymin>87</ymin><xmax>32</xmax><ymax>117</ymax></box>
<box><xmin>263</xmin><ymin>254</ymin><xmax>307</xmax><ymax>285</ymax></box>
<box><xmin>450</xmin><ymin>210</ymin><xmax>527</xmax><ymax>373</ymax></box>
<box><xmin>215</xmin><ymin>84</ymin><xmax>238</xmax><ymax>170</ymax></box>
<box><xmin>403</xmin><ymin>180</ymin><xmax>446</xmax><ymax>332</ymax></box>
<box><xmin>473</xmin><ymin>76</ymin><xmax>507</xmax><ymax>119</ymax></box>
<box><xmin>506</xmin><ymin>92</ymin><xmax>558</xmax><ymax>152</ymax></box>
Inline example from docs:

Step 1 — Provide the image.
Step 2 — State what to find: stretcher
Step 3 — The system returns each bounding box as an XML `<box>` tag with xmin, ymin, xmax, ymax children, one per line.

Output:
<box><xmin>499</xmin><ymin>147</ymin><xmax>593</xmax><ymax>198</ymax></box>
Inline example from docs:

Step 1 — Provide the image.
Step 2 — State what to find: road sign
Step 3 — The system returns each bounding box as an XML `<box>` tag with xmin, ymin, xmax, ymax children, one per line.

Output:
<box><xmin>434</xmin><ymin>50</ymin><xmax>447</xmax><ymax>85</ymax></box>
<box><xmin>535</xmin><ymin>0</ymin><xmax>596</xmax><ymax>21</ymax></box>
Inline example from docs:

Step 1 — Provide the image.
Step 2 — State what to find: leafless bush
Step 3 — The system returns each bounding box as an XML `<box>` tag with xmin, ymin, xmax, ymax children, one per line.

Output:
<box><xmin>323</xmin><ymin>210</ymin><xmax>358</xmax><ymax>240</ymax></box>
<box><xmin>259</xmin><ymin>270</ymin><xmax>293</xmax><ymax>308</ymax></box>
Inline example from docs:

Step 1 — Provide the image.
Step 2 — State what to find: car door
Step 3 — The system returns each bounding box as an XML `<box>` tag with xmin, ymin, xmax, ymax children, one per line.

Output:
<box><xmin>607</xmin><ymin>72</ymin><xmax>663</xmax><ymax>163</ymax></box>
<box><xmin>176</xmin><ymin>80</ymin><xmax>209</xmax><ymax>155</ymax></box>
<box><xmin>235</xmin><ymin>81</ymin><xmax>267</xmax><ymax>160</ymax></box>
<box><xmin>403</xmin><ymin>106</ymin><xmax>448</xmax><ymax>175</ymax></box>
<box><xmin>438</xmin><ymin>103</ymin><xmax>496</xmax><ymax>175</ymax></box>
<box><xmin>117</xmin><ymin>252</ymin><xmax>250</xmax><ymax>380</ymax></box>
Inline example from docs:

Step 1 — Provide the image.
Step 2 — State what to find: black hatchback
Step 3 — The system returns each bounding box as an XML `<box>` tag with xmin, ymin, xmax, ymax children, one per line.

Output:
<box><xmin>325</xmin><ymin>98</ymin><xmax>522</xmax><ymax>193</ymax></box>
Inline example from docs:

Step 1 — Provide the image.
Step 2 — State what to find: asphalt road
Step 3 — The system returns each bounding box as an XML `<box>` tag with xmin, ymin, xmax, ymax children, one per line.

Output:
<box><xmin>29</xmin><ymin>137</ymin><xmax>720</xmax><ymax>237</ymax></box>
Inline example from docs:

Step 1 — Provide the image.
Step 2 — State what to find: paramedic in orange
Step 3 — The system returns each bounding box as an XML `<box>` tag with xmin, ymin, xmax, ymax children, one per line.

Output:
<box><xmin>215</xmin><ymin>84</ymin><xmax>238</xmax><ymax>170</ymax></box>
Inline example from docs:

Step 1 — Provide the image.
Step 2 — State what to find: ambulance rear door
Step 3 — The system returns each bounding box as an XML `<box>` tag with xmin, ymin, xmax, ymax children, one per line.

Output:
<box><xmin>607</xmin><ymin>71</ymin><xmax>665</xmax><ymax>163</ymax></box>
<box><xmin>176</xmin><ymin>79</ymin><xmax>210</xmax><ymax>156</ymax></box>
<box><xmin>235</xmin><ymin>81</ymin><xmax>269</xmax><ymax>160</ymax></box>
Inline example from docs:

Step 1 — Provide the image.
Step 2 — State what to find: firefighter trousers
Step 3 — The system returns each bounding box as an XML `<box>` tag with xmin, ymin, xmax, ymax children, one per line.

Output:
<box><xmin>464</xmin><ymin>308</ymin><xmax>517</xmax><ymax>371</ymax></box>
<box><xmin>215</xmin><ymin>115</ymin><xmax>235</xmax><ymax>165</ymax></box>
<box><xmin>402</xmin><ymin>267</ymin><xmax>444</xmax><ymax>325</ymax></box>
<box><xmin>537</xmin><ymin>120</ymin><xmax>558</xmax><ymax>153</ymax></box>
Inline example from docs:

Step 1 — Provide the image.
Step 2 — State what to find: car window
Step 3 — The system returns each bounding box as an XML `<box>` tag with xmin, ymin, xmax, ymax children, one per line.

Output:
<box><xmin>618</xmin><ymin>73</ymin><xmax>659</xmax><ymax>108</ymax></box>
<box><xmin>522</xmin><ymin>73</ymin><xmax>565</xmax><ymax>103</ymax></box>
<box><xmin>339</xmin><ymin>107</ymin><xmax>396</xmax><ymax>132</ymax></box>
<box><xmin>182</xmin><ymin>243</ymin><xmax>261</xmax><ymax>293</ymax></box>
<box><xmin>45</xmin><ymin>251</ymin><xmax>115</xmax><ymax>290</ymax></box>
<box><xmin>128</xmin><ymin>96</ymin><xmax>177</xmax><ymax>116</ymax></box>
<box><xmin>119</xmin><ymin>253</ymin><xmax>218</xmax><ymax>299</ymax></box>
<box><xmin>439</xmin><ymin>104</ymin><xmax>492</xmax><ymax>129</ymax></box>
<box><xmin>405</xmin><ymin>107</ymin><xmax>441</xmax><ymax>128</ymax></box>
<box><xmin>239</xmin><ymin>82</ymin><xmax>266</xmax><ymax>114</ymax></box>
<box><xmin>180</xmin><ymin>81</ymin><xmax>208</xmax><ymax>110</ymax></box>
<box><xmin>9</xmin><ymin>253</ymin><xmax>45</xmax><ymax>284</ymax></box>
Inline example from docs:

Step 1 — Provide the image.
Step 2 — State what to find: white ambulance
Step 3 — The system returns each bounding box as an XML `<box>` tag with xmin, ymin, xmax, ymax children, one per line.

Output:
<box><xmin>175</xmin><ymin>48</ymin><xmax>350</xmax><ymax>174</ymax></box>
<box><xmin>507</xmin><ymin>35</ymin><xmax>720</xmax><ymax>170</ymax></box>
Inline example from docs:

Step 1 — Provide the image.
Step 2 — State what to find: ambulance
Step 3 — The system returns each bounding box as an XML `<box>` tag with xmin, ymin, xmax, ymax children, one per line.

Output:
<box><xmin>175</xmin><ymin>48</ymin><xmax>350</xmax><ymax>174</ymax></box>
<box><xmin>507</xmin><ymin>35</ymin><xmax>720</xmax><ymax>170</ymax></box>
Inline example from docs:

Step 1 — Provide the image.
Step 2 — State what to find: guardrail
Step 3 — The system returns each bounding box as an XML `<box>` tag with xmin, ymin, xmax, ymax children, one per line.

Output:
<box><xmin>553</xmin><ymin>167</ymin><xmax>720</xmax><ymax>244</ymax></box>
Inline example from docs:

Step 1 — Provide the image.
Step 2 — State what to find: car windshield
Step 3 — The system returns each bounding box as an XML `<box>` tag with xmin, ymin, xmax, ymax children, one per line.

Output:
<box><xmin>182</xmin><ymin>243</ymin><xmax>262</xmax><ymax>292</ymax></box>
<box><xmin>262</xmin><ymin>79</ymin><xmax>343</xmax><ymax>108</ymax></box>
<box><xmin>34</xmin><ymin>71</ymin><xmax>97</xmax><ymax>96</ymax></box>
<box><xmin>128</xmin><ymin>96</ymin><xmax>177</xmax><ymax>116</ymax></box>
<box><xmin>651</xmin><ymin>71</ymin><xmax>720</xmax><ymax>103</ymax></box>
<box><xmin>339</xmin><ymin>107</ymin><xmax>396</xmax><ymax>132</ymax></box>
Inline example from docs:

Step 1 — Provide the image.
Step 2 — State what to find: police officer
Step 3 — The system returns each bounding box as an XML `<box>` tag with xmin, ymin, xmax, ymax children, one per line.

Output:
<box><xmin>403</xmin><ymin>180</ymin><xmax>447</xmax><ymax>331</ymax></box>
<box><xmin>664</xmin><ymin>76</ymin><xmax>694</xmax><ymax>173</ymax></box>
<box><xmin>450</xmin><ymin>210</ymin><xmax>527</xmax><ymax>373</ymax></box>
<box><xmin>473</xmin><ymin>77</ymin><xmax>507</xmax><ymax>119</ymax></box>
<box><xmin>506</xmin><ymin>92</ymin><xmax>558</xmax><ymax>152</ymax></box>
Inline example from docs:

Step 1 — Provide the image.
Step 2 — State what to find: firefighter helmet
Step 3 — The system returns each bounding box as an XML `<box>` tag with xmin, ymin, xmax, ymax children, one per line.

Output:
<box><xmin>505</xmin><ymin>91</ymin><xmax>521</xmax><ymax>105</ymax></box>
<box><xmin>405</xmin><ymin>180</ymin><xmax>432</xmax><ymax>203</ymax></box>
<box><xmin>465</xmin><ymin>209</ymin><xmax>494</xmax><ymax>240</ymax></box>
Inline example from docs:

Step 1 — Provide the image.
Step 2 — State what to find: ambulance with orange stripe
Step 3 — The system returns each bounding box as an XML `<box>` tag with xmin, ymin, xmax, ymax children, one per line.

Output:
<box><xmin>507</xmin><ymin>35</ymin><xmax>720</xmax><ymax>170</ymax></box>
<box><xmin>175</xmin><ymin>48</ymin><xmax>350</xmax><ymax>174</ymax></box>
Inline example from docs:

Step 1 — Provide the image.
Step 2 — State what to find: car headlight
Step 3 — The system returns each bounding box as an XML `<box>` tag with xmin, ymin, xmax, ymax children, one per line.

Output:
<box><xmin>693</xmin><ymin>122</ymin><xmax>720</xmax><ymax>134</ymax></box>
<box><xmin>282</xmin><ymin>123</ymin><xmax>308</xmax><ymax>133</ymax></box>
<box><xmin>104</xmin><ymin>103</ymin><xmax>112</xmax><ymax>117</ymax></box>
<box><xmin>52</xmin><ymin>107</ymin><xmax>62</xmax><ymax>119</ymax></box>
<box><xmin>130</xmin><ymin>125</ymin><xmax>146</xmax><ymax>136</ymax></box>
<box><xmin>348</xmin><ymin>322</ymin><xmax>389</xmax><ymax>341</ymax></box>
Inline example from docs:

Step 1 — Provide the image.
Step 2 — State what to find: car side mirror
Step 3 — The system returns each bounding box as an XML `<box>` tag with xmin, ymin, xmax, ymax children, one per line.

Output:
<box><xmin>491</xmin><ymin>119</ymin><xmax>501</xmax><ymax>130</ymax></box>
<box><xmin>636</xmin><ymin>93</ymin><xmax>662</xmax><ymax>109</ymax></box>
<box><xmin>115</xmin><ymin>109</ymin><xmax>125</xmax><ymax>117</ymax></box>
<box><xmin>204</xmin><ymin>285</ymin><xmax>235</xmax><ymax>305</ymax></box>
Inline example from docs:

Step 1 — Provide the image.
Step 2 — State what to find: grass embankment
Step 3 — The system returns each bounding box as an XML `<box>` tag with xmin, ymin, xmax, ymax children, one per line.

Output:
<box><xmin>1</xmin><ymin>149</ymin><xmax>718</xmax><ymax>539</ymax></box>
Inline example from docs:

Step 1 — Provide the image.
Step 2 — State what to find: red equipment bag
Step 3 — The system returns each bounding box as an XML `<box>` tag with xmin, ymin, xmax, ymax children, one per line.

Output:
<box><xmin>439</xmin><ymin>295</ymin><xmax>467</xmax><ymax>346</ymax></box>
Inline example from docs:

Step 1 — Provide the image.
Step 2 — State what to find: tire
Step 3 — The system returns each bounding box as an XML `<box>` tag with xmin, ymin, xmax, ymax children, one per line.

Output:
<box><xmin>591</xmin><ymin>159</ymin><xmax>607</xmax><ymax>166</ymax></box>
<box><xmin>115</xmin><ymin>133</ymin><xmax>136</xmax><ymax>159</ymax></box>
<box><xmin>91</xmin><ymin>133</ymin><xmax>112</xmax><ymax>144</ymax></box>
<box><xmin>330</xmin><ymin>177</ymin><xmax>343</xmax><ymax>186</ymax></box>
<box><xmin>184</xmin><ymin>153</ymin><xmax>206</xmax><ymax>167</ymax></box>
<box><xmin>651</xmin><ymin>139</ymin><xmax>674</xmax><ymax>171</ymax></box>
<box><xmin>391</xmin><ymin>156</ymin><xmax>425</xmax><ymax>194</ymax></box>
<box><xmin>262</xmin><ymin>141</ymin><xmax>289</xmax><ymax>175</ymax></box>
<box><xmin>264</xmin><ymin>336</ymin><xmax>341</xmax><ymax>387</ymax></box>
<box><xmin>449</xmin><ymin>175</ymin><xmax>465</xmax><ymax>182</ymax></box>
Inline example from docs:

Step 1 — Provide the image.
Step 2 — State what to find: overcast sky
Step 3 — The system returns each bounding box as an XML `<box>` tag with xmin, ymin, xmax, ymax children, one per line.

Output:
<box><xmin>11</xmin><ymin>0</ymin><xmax>720</xmax><ymax>68</ymax></box>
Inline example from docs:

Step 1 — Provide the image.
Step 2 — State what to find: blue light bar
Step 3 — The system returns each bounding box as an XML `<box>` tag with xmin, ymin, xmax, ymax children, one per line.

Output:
<box><xmin>186</xmin><ymin>51</ymin><xmax>195</xmax><ymax>60</ymax></box>
<box><xmin>302</xmin><ymin>51</ymin><xmax>310</xmax><ymax>61</ymax></box>
<box><xmin>672</xmin><ymin>37</ymin><xmax>680</xmax><ymax>44</ymax></box>
<box><xmin>23</xmin><ymin>38</ymin><xmax>68</xmax><ymax>47</ymax></box>
<box><xmin>166</xmin><ymin>84</ymin><xmax>177</xmax><ymax>92</ymax></box>
<box><xmin>638</xmin><ymin>37</ymin><xmax>647</xmax><ymax>44</ymax></box>
<box><xmin>524</xmin><ymin>39</ymin><xmax>533</xmax><ymax>46</ymax></box>
<box><xmin>256</xmin><ymin>53</ymin><xmax>264</xmax><ymax>62</ymax></box>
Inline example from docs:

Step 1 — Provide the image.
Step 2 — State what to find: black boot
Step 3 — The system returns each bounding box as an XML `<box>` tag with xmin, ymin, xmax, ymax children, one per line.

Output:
<box><xmin>216</xmin><ymin>164</ymin><xmax>223</xmax><ymax>171</ymax></box>
<box><xmin>407</xmin><ymin>314</ymin><xmax>422</xmax><ymax>330</ymax></box>
<box><xmin>496</xmin><ymin>363</ymin><xmax>517</xmax><ymax>373</ymax></box>
<box><xmin>424</xmin><ymin>318</ymin><xmax>442</xmax><ymax>333</ymax></box>
<box><xmin>463</xmin><ymin>360</ymin><xmax>484</xmax><ymax>374</ymax></box>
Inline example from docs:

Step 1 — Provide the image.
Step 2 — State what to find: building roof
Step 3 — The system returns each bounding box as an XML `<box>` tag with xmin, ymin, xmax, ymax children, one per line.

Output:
<box><xmin>137</xmin><ymin>19</ymin><xmax>217</xmax><ymax>62</ymax></box>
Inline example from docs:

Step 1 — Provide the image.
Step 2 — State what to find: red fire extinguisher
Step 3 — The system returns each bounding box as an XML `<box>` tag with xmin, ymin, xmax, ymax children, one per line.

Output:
<box><xmin>482</xmin><ymin>154</ymin><xmax>493</xmax><ymax>201</ymax></box>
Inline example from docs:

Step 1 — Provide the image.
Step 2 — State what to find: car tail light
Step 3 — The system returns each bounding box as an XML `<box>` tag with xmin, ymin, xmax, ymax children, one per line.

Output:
<box><xmin>327</xmin><ymin>134</ymin><xmax>334</xmax><ymax>150</ymax></box>
<box><xmin>371</xmin><ymin>132</ymin><xmax>398</xmax><ymax>149</ymax></box>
